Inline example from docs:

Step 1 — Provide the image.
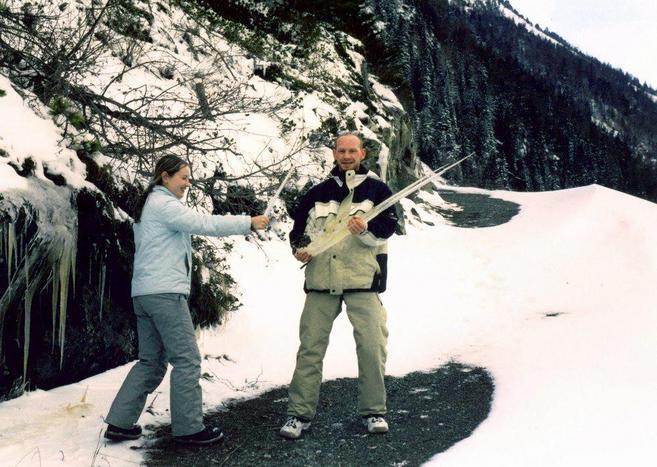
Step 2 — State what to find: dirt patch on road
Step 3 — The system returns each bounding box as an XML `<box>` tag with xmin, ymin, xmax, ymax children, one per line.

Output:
<box><xmin>436</xmin><ymin>190</ymin><xmax>520</xmax><ymax>228</ymax></box>
<box><xmin>146</xmin><ymin>363</ymin><xmax>493</xmax><ymax>466</ymax></box>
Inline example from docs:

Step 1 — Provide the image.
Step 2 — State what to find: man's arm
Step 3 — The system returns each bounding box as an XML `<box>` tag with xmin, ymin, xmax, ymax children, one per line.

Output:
<box><xmin>355</xmin><ymin>183</ymin><xmax>397</xmax><ymax>246</ymax></box>
<box><xmin>289</xmin><ymin>187</ymin><xmax>315</xmax><ymax>252</ymax></box>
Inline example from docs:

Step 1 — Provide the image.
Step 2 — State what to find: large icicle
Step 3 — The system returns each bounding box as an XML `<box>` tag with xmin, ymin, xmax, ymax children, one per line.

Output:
<box><xmin>99</xmin><ymin>262</ymin><xmax>106</xmax><ymax>319</ymax></box>
<box><xmin>50</xmin><ymin>225</ymin><xmax>77</xmax><ymax>369</ymax></box>
<box><xmin>0</xmin><ymin>181</ymin><xmax>78</xmax><ymax>378</ymax></box>
<box><xmin>6</xmin><ymin>222</ymin><xmax>16</xmax><ymax>280</ymax></box>
<box><xmin>23</xmin><ymin>252</ymin><xmax>31</xmax><ymax>381</ymax></box>
<box><xmin>51</xmin><ymin>262</ymin><xmax>60</xmax><ymax>353</ymax></box>
<box><xmin>303</xmin><ymin>153</ymin><xmax>474</xmax><ymax>258</ymax></box>
<box><xmin>264</xmin><ymin>166</ymin><xmax>295</xmax><ymax>217</ymax></box>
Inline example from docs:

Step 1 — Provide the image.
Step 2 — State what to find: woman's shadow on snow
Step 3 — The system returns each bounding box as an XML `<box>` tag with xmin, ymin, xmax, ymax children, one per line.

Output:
<box><xmin>146</xmin><ymin>363</ymin><xmax>494</xmax><ymax>466</ymax></box>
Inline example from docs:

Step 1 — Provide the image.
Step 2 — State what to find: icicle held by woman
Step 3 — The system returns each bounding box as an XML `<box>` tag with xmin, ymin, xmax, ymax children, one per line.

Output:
<box><xmin>104</xmin><ymin>155</ymin><xmax>268</xmax><ymax>446</ymax></box>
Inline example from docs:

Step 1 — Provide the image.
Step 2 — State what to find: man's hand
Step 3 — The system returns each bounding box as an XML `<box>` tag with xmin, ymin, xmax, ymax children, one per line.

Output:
<box><xmin>347</xmin><ymin>216</ymin><xmax>368</xmax><ymax>235</ymax></box>
<box><xmin>251</xmin><ymin>215</ymin><xmax>269</xmax><ymax>230</ymax></box>
<box><xmin>294</xmin><ymin>249</ymin><xmax>312</xmax><ymax>263</ymax></box>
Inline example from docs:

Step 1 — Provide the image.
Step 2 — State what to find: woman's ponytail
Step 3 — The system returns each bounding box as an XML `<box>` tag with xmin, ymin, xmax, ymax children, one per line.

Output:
<box><xmin>133</xmin><ymin>182</ymin><xmax>157</xmax><ymax>223</ymax></box>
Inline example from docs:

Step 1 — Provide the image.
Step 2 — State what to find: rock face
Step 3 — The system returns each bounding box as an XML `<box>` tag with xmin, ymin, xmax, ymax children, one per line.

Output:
<box><xmin>381</xmin><ymin>108</ymin><xmax>419</xmax><ymax>192</ymax></box>
<box><xmin>0</xmin><ymin>150</ymin><xmax>243</xmax><ymax>399</ymax></box>
<box><xmin>0</xmin><ymin>173</ymin><xmax>137</xmax><ymax>398</ymax></box>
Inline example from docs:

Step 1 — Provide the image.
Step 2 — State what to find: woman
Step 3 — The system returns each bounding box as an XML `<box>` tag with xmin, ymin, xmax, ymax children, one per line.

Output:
<box><xmin>104</xmin><ymin>155</ymin><xmax>268</xmax><ymax>445</ymax></box>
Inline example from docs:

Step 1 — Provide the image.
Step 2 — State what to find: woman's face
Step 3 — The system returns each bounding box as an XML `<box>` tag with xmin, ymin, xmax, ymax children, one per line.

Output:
<box><xmin>162</xmin><ymin>165</ymin><xmax>192</xmax><ymax>199</ymax></box>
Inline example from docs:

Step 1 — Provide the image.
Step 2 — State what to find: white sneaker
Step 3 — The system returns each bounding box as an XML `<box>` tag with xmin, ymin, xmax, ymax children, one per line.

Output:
<box><xmin>279</xmin><ymin>417</ymin><xmax>311</xmax><ymax>439</ymax></box>
<box><xmin>363</xmin><ymin>415</ymin><xmax>389</xmax><ymax>433</ymax></box>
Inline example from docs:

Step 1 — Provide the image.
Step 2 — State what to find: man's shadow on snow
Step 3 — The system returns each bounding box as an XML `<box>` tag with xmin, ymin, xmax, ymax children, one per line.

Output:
<box><xmin>146</xmin><ymin>363</ymin><xmax>494</xmax><ymax>466</ymax></box>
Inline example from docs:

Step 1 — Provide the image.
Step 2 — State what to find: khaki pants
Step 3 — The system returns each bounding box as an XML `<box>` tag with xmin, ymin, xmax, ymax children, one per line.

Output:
<box><xmin>287</xmin><ymin>291</ymin><xmax>388</xmax><ymax>419</ymax></box>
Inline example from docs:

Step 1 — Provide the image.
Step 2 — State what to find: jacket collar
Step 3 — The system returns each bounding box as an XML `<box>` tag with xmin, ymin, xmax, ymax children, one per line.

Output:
<box><xmin>330</xmin><ymin>164</ymin><xmax>369</xmax><ymax>181</ymax></box>
<box><xmin>330</xmin><ymin>164</ymin><xmax>372</xmax><ymax>189</ymax></box>
<box><xmin>153</xmin><ymin>185</ymin><xmax>178</xmax><ymax>199</ymax></box>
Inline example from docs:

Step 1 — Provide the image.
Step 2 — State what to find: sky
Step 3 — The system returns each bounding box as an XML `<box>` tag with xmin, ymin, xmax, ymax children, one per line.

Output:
<box><xmin>509</xmin><ymin>0</ymin><xmax>657</xmax><ymax>89</ymax></box>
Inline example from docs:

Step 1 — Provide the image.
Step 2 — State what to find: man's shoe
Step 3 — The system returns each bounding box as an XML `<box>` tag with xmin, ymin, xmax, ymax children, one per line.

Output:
<box><xmin>173</xmin><ymin>427</ymin><xmax>224</xmax><ymax>445</ymax></box>
<box><xmin>363</xmin><ymin>415</ymin><xmax>389</xmax><ymax>433</ymax></box>
<box><xmin>104</xmin><ymin>423</ymin><xmax>142</xmax><ymax>441</ymax></box>
<box><xmin>279</xmin><ymin>417</ymin><xmax>311</xmax><ymax>439</ymax></box>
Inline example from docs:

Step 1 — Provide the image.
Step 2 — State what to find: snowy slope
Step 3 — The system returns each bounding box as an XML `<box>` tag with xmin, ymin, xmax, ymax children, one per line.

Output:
<box><xmin>422</xmin><ymin>186</ymin><xmax>657</xmax><ymax>466</ymax></box>
<box><xmin>0</xmin><ymin>74</ymin><xmax>89</xmax><ymax>190</ymax></box>
<box><xmin>1</xmin><ymin>183</ymin><xmax>656</xmax><ymax>466</ymax></box>
<box><xmin>498</xmin><ymin>2</ymin><xmax>564</xmax><ymax>47</ymax></box>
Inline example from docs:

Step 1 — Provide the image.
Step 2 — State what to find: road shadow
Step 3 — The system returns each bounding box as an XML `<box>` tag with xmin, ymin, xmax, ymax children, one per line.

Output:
<box><xmin>146</xmin><ymin>363</ymin><xmax>494</xmax><ymax>466</ymax></box>
<box><xmin>435</xmin><ymin>190</ymin><xmax>520</xmax><ymax>228</ymax></box>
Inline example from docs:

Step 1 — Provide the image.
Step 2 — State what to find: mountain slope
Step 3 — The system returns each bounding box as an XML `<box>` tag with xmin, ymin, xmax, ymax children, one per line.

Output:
<box><xmin>203</xmin><ymin>0</ymin><xmax>657</xmax><ymax>200</ymax></box>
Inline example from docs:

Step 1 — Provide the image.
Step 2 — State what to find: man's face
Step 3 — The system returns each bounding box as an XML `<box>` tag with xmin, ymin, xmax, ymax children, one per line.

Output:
<box><xmin>333</xmin><ymin>135</ymin><xmax>366</xmax><ymax>171</ymax></box>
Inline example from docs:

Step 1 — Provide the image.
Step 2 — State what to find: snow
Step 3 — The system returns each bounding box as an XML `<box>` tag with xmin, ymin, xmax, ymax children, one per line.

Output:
<box><xmin>0</xmin><ymin>75</ymin><xmax>88</xmax><ymax>190</ymax></box>
<box><xmin>371</xmin><ymin>80</ymin><xmax>404</xmax><ymax>111</ymax></box>
<box><xmin>0</xmin><ymin>164</ymin><xmax>28</xmax><ymax>191</ymax></box>
<box><xmin>421</xmin><ymin>185</ymin><xmax>657</xmax><ymax>466</ymax></box>
<box><xmin>345</xmin><ymin>101</ymin><xmax>369</xmax><ymax>121</ymax></box>
<box><xmin>646</xmin><ymin>91</ymin><xmax>657</xmax><ymax>104</ymax></box>
<box><xmin>301</xmin><ymin>92</ymin><xmax>332</xmax><ymax>130</ymax></box>
<box><xmin>499</xmin><ymin>4</ymin><xmax>563</xmax><ymax>47</ymax></box>
<box><xmin>372</xmin><ymin>20</ymin><xmax>387</xmax><ymax>34</ymax></box>
<box><xmin>1</xmin><ymin>182</ymin><xmax>656</xmax><ymax>466</ymax></box>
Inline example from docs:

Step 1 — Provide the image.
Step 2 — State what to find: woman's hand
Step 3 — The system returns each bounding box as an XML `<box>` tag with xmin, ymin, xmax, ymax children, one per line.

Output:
<box><xmin>251</xmin><ymin>215</ymin><xmax>269</xmax><ymax>230</ymax></box>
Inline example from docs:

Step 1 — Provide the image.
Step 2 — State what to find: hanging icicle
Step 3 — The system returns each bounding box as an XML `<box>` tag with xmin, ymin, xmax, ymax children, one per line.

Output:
<box><xmin>51</xmin><ymin>225</ymin><xmax>77</xmax><ymax>370</ymax></box>
<box><xmin>51</xmin><ymin>261</ymin><xmax>59</xmax><ymax>354</ymax></box>
<box><xmin>23</xmin><ymin>251</ymin><xmax>30</xmax><ymax>382</ymax></box>
<box><xmin>99</xmin><ymin>262</ymin><xmax>106</xmax><ymax>319</ymax></box>
<box><xmin>6</xmin><ymin>222</ymin><xmax>16</xmax><ymax>280</ymax></box>
<box><xmin>0</xmin><ymin>190</ymin><xmax>79</xmax><ymax>379</ymax></box>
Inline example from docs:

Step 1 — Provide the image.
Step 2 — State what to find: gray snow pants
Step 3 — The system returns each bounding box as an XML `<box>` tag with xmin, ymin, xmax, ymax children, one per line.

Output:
<box><xmin>105</xmin><ymin>293</ymin><xmax>203</xmax><ymax>436</ymax></box>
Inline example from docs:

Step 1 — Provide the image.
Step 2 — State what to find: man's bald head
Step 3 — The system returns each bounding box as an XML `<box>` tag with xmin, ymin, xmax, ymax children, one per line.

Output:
<box><xmin>334</xmin><ymin>133</ymin><xmax>364</xmax><ymax>149</ymax></box>
<box><xmin>333</xmin><ymin>133</ymin><xmax>366</xmax><ymax>171</ymax></box>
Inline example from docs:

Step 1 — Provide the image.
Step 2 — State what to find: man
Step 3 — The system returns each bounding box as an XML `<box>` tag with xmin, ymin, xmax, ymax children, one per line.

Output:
<box><xmin>279</xmin><ymin>133</ymin><xmax>397</xmax><ymax>439</ymax></box>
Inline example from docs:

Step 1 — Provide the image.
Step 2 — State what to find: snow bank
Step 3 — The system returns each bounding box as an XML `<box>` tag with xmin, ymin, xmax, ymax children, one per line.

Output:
<box><xmin>1</xmin><ymin>183</ymin><xmax>656</xmax><ymax>466</ymax></box>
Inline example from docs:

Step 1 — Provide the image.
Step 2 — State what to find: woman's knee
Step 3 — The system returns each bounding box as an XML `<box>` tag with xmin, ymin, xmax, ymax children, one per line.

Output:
<box><xmin>136</xmin><ymin>358</ymin><xmax>167</xmax><ymax>389</ymax></box>
<box><xmin>168</xmin><ymin>350</ymin><xmax>201</xmax><ymax>370</ymax></box>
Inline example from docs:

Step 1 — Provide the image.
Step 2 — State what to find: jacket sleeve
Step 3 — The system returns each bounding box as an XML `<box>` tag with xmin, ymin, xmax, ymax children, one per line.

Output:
<box><xmin>289</xmin><ymin>187</ymin><xmax>315</xmax><ymax>251</ymax></box>
<box><xmin>357</xmin><ymin>183</ymin><xmax>397</xmax><ymax>246</ymax></box>
<box><xmin>159</xmin><ymin>196</ymin><xmax>252</xmax><ymax>236</ymax></box>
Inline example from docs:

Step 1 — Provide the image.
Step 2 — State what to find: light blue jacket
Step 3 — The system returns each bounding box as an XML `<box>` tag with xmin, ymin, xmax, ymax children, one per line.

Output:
<box><xmin>131</xmin><ymin>186</ymin><xmax>251</xmax><ymax>297</ymax></box>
